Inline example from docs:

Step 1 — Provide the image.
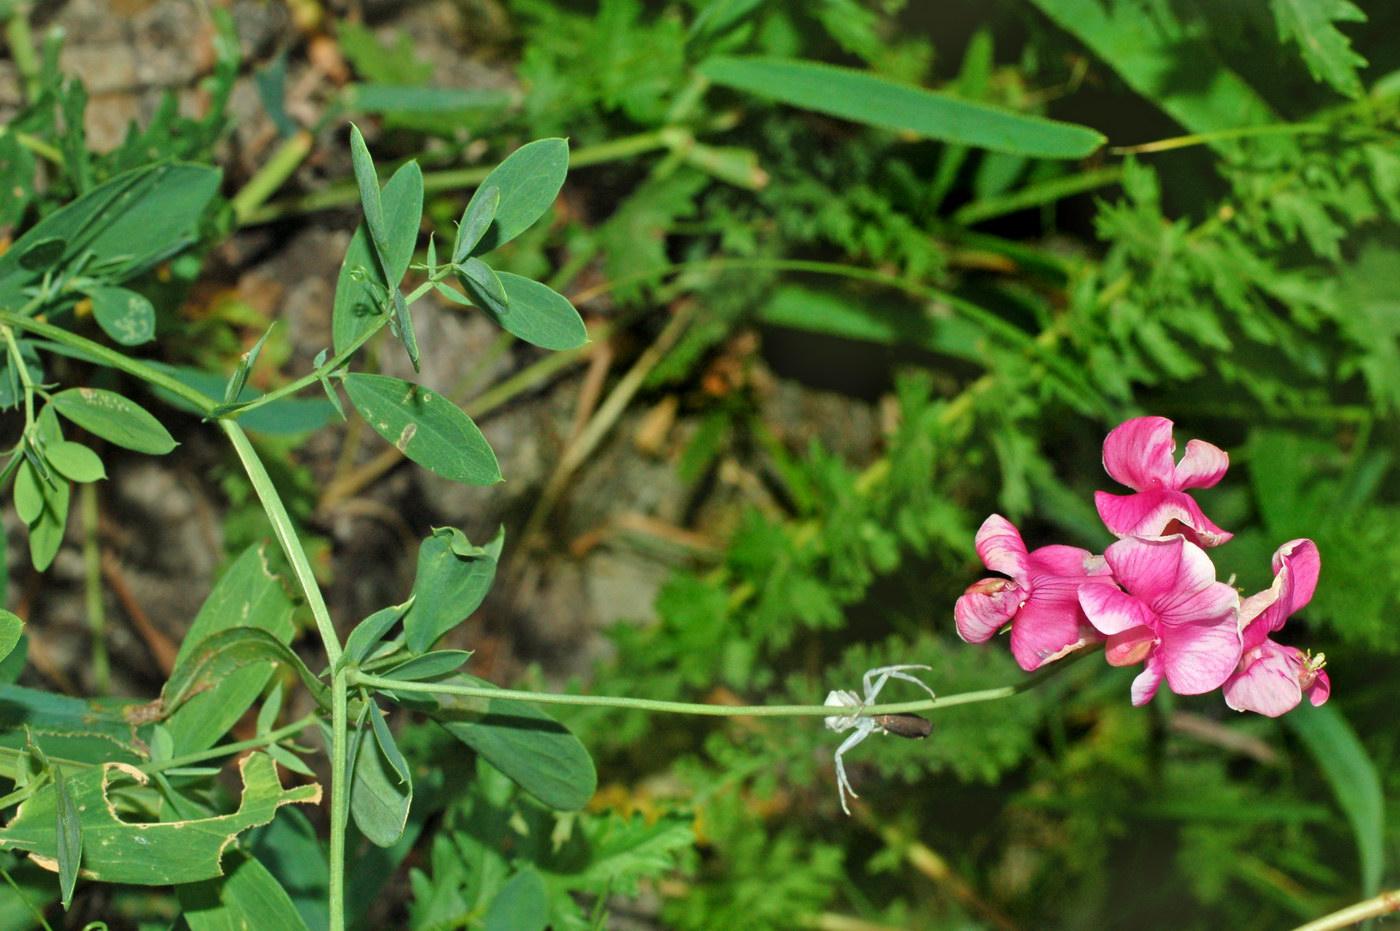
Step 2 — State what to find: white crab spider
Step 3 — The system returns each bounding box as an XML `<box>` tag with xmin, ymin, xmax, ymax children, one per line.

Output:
<box><xmin>824</xmin><ymin>664</ymin><xmax>937</xmax><ymax>815</ymax></box>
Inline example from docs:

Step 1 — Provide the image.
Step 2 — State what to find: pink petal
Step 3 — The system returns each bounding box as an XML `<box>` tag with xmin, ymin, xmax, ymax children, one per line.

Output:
<box><xmin>1103</xmin><ymin>417</ymin><xmax>1179</xmax><ymax>491</ymax></box>
<box><xmin>954</xmin><ymin>578</ymin><xmax>1023</xmax><ymax>643</ymax></box>
<box><xmin>1159</xmin><ymin>592</ymin><xmax>1241</xmax><ymax>694</ymax></box>
<box><xmin>1079</xmin><ymin>584</ymin><xmax>1155</xmax><ymax>636</ymax></box>
<box><xmin>1240</xmin><ymin>538</ymin><xmax>1321</xmax><ymax>648</ymax></box>
<box><xmin>1104</xmin><ymin>625</ymin><xmax>1156</xmax><ymax>667</ymax></box>
<box><xmin>1222</xmin><ymin>642</ymin><xmax>1304</xmax><ymax>717</ymax></box>
<box><xmin>1130</xmin><ymin>652</ymin><xmax>1166</xmax><ymax>706</ymax></box>
<box><xmin>1102</xmin><ymin>535</ymin><xmax>1188</xmax><ymax>605</ymax></box>
<box><xmin>1009</xmin><ymin>578</ymin><xmax>1098</xmax><ymax>671</ymax></box>
<box><xmin>1306</xmin><ymin>669</ymin><xmax>1331</xmax><ymax>706</ymax></box>
<box><xmin>974</xmin><ymin>514</ymin><xmax>1030</xmax><ymax>582</ymax></box>
<box><xmin>1156</xmin><ymin>543</ymin><xmax>1238</xmax><ymax>622</ymax></box>
<box><xmin>1174</xmin><ymin>439</ymin><xmax>1229</xmax><ymax>490</ymax></box>
<box><xmin>1095</xmin><ymin>490</ymin><xmax>1233</xmax><ymax>546</ymax></box>
<box><xmin>1028</xmin><ymin>544</ymin><xmax>1112</xmax><ymax>579</ymax></box>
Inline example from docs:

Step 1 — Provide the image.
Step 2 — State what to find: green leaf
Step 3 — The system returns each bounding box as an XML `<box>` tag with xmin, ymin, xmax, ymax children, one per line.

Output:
<box><xmin>0</xmin><ymin>684</ymin><xmax>146</xmax><ymax>765</ymax></box>
<box><xmin>88</xmin><ymin>286</ymin><xmax>155</xmax><ymax>346</ymax></box>
<box><xmin>347</xmin><ymin>83</ymin><xmax>513</xmax><ymax>115</ymax></box>
<box><xmin>1023</xmin><ymin>0</ymin><xmax>1278</xmax><ymax>136</ymax></box>
<box><xmin>456</xmin><ymin>257</ymin><xmax>510</xmax><ymax>318</ymax></box>
<box><xmin>697</xmin><ymin>56</ymin><xmax>1104</xmax><ymax>159</ymax></box>
<box><xmin>146</xmin><ymin>362</ymin><xmax>336</xmax><ymax>435</ymax></box>
<box><xmin>43</xmin><ymin>441</ymin><xmax>106</xmax><ymax>483</ymax></box>
<box><xmin>469</xmin><ymin>138</ymin><xmax>569</xmax><ymax>254</ymax></box>
<box><xmin>178</xmin><ymin>849</ymin><xmax>312</xmax><ymax>931</ymax></box>
<box><xmin>0</xmin><ymin>753</ymin><xmax>320</xmax><ymax>885</ymax></box>
<box><xmin>164</xmin><ymin>545</ymin><xmax>296</xmax><ymax>755</ymax></box>
<box><xmin>26</xmin><ymin>471</ymin><xmax>69</xmax><ymax>572</ymax></box>
<box><xmin>52</xmin><ymin>766</ymin><xmax>80</xmax><ymax>910</ymax></box>
<box><xmin>489</xmin><ymin>272</ymin><xmax>587</xmax><ymax>351</ymax></box>
<box><xmin>403</xmin><ymin>526</ymin><xmax>503</xmax><ymax>654</ymax></box>
<box><xmin>348</xmin><ymin>124</ymin><xmax>390</xmax><ymax>264</ymax></box>
<box><xmin>482</xmin><ymin>867</ymin><xmax>549</xmax><ymax>931</ymax></box>
<box><xmin>454</xmin><ymin>185</ymin><xmax>500</xmax><ymax>263</ymax></box>
<box><xmin>1271</xmin><ymin>0</ymin><xmax>1367</xmax><ymax>99</ymax></box>
<box><xmin>345</xmin><ymin>130</ymin><xmax>423</xmax><ymax>371</ymax></box>
<box><xmin>342</xmin><ymin>374</ymin><xmax>501</xmax><ymax>486</ymax></box>
<box><xmin>350</xmin><ymin>711</ymin><xmax>412</xmax><ymax>848</ymax></box>
<box><xmin>13</xmin><ymin>460</ymin><xmax>43</xmax><ymax>525</ymax></box>
<box><xmin>0</xmin><ymin>611</ymin><xmax>22</xmax><ymax>666</ymax></box>
<box><xmin>369</xmin><ymin>703</ymin><xmax>411</xmax><ymax>785</ymax></box>
<box><xmin>0</xmin><ymin>162</ymin><xmax>221</xmax><ymax>286</ymax></box>
<box><xmin>381</xmin><ymin>163</ymin><xmax>424</xmax><ymax>286</ymax></box>
<box><xmin>1286</xmin><ymin>702</ymin><xmax>1385</xmax><ymax>897</ymax></box>
<box><xmin>341</xmin><ymin>601</ymin><xmax>412</xmax><ymax>670</ymax></box>
<box><xmin>223</xmin><ymin>323</ymin><xmax>277</xmax><ymax>405</ymax></box>
<box><xmin>331</xmin><ymin>168</ymin><xmax>421</xmax><ymax>355</ymax></box>
<box><xmin>426</xmin><ymin>673</ymin><xmax>596</xmax><ymax>811</ymax></box>
<box><xmin>383</xmin><ymin>650</ymin><xmax>472</xmax><ymax>681</ymax></box>
<box><xmin>162</xmin><ymin>627</ymin><xmax>331</xmax><ymax>716</ymax></box>
<box><xmin>50</xmin><ymin>388</ymin><xmax>177</xmax><ymax>455</ymax></box>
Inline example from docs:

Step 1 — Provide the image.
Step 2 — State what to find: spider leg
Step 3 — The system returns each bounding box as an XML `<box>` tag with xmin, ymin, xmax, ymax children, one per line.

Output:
<box><xmin>862</xmin><ymin>664</ymin><xmax>936</xmax><ymax>705</ymax></box>
<box><xmin>833</xmin><ymin>718</ymin><xmax>875</xmax><ymax>816</ymax></box>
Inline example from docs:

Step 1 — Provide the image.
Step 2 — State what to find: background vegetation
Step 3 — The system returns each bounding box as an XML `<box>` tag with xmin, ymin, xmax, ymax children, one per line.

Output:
<box><xmin>1</xmin><ymin>0</ymin><xmax>1397</xmax><ymax>928</ymax></box>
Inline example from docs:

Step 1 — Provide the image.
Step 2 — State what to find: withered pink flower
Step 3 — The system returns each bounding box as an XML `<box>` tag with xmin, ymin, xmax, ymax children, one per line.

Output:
<box><xmin>955</xmin><ymin>515</ymin><xmax>1115</xmax><ymax>671</ymax></box>
<box><xmin>1095</xmin><ymin>416</ymin><xmax>1232</xmax><ymax>547</ymax></box>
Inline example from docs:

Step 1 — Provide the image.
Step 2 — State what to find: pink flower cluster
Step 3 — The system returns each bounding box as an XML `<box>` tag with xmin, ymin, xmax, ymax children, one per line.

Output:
<box><xmin>955</xmin><ymin>417</ymin><xmax>1330</xmax><ymax>717</ymax></box>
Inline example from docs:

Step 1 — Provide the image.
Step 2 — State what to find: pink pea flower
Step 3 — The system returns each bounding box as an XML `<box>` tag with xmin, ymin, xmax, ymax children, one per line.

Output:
<box><xmin>1077</xmin><ymin>535</ymin><xmax>1242</xmax><ymax>706</ymax></box>
<box><xmin>1223</xmin><ymin>539</ymin><xmax>1330</xmax><ymax>717</ymax></box>
<box><xmin>1095</xmin><ymin>416</ymin><xmax>1233</xmax><ymax>547</ymax></box>
<box><xmin>955</xmin><ymin>515</ymin><xmax>1116</xmax><ymax>672</ymax></box>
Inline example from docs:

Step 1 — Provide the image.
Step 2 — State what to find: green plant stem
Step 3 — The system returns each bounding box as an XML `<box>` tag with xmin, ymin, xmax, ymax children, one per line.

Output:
<box><xmin>241</xmin><ymin>128</ymin><xmax>677</xmax><ymax>226</ymax></box>
<box><xmin>328</xmin><ymin>668</ymin><xmax>350</xmax><ymax>931</ymax></box>
<box><xmin>351</xmin><ymin>646</ymin><xmax>1093</xmax><ymax>718</ymax></box>
<box><xmin>1</xmin><ymin>3</ymin><xmax>40</xmax><ymax>103</ymax></box>
<box><xmin>952</xmin><ymin>165</ymin><xmax>1124</xmax><ymax>225</ymax></box>
<box><xmin>141</xmin><ymin>713</ymin><xmax>320</xmax><ymax>774</ymax></box>
<box><xmin>224</xmin><ymin>313</ymin><xmax>389</xmax><ymax>419</ymax></box>
<box><xmin>0</xmin><ymin>324</ymin><xmax>37</xmax><ymax>429</ymax></box>
<box><xmin>225</xmin><ymin>271</ymin><xmax>444</xmax><ymax>420</ymax></box>
<box><xmin>79</xmin><ymin>483</ymin><xmax>108</xmax><ymax>694</ymax></box>
<box><xmin>1110</xmin><ymin>121</ymin><xmax>1330</xmax><ymax>154</ymax></box>
<box><xmin>0</xmin><ymin>312</ymin><xmax>217</xmax><ymax>414</ymax></box>
<box><xmin>220</xmin><ymin>420</ymin><xmax>342</xmax><ymax>667</ymax></box>
<box><xmin>1289</xmin><ymin>887</ymin><xmax>1400</xmax><ymax>931</ymax></box>
<box><xmin>229</xmin><ymin>129</ymin><xmax>315</xmax><ymax>225</ymax></box>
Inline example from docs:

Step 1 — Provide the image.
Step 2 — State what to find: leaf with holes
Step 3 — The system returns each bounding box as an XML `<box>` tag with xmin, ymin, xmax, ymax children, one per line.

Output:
<box><xmin>342</xmin><ymin>374</ymin><xmax>500</xmax><ymax>486</ymax></box>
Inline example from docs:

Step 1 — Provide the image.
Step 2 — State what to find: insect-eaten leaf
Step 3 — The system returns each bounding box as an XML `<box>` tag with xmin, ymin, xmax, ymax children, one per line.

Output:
<box><xmin>0</xmin><ymin>753</ymin><xmax>320</xmax><ymax>885</ymax></box>
<box><xmin>343</xmin><ymin>374</ymin><xmax>501</xmax><ymax>486</ymax></box>
<box><xmin>403</xmin><ymin>526</ymin><xmax>504</xmax><ymax>654</ymax></box>
<box><xmin>424</xmin><ymin>673</ymin><xmax>596</xmax><ymax>811</ymax></box>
